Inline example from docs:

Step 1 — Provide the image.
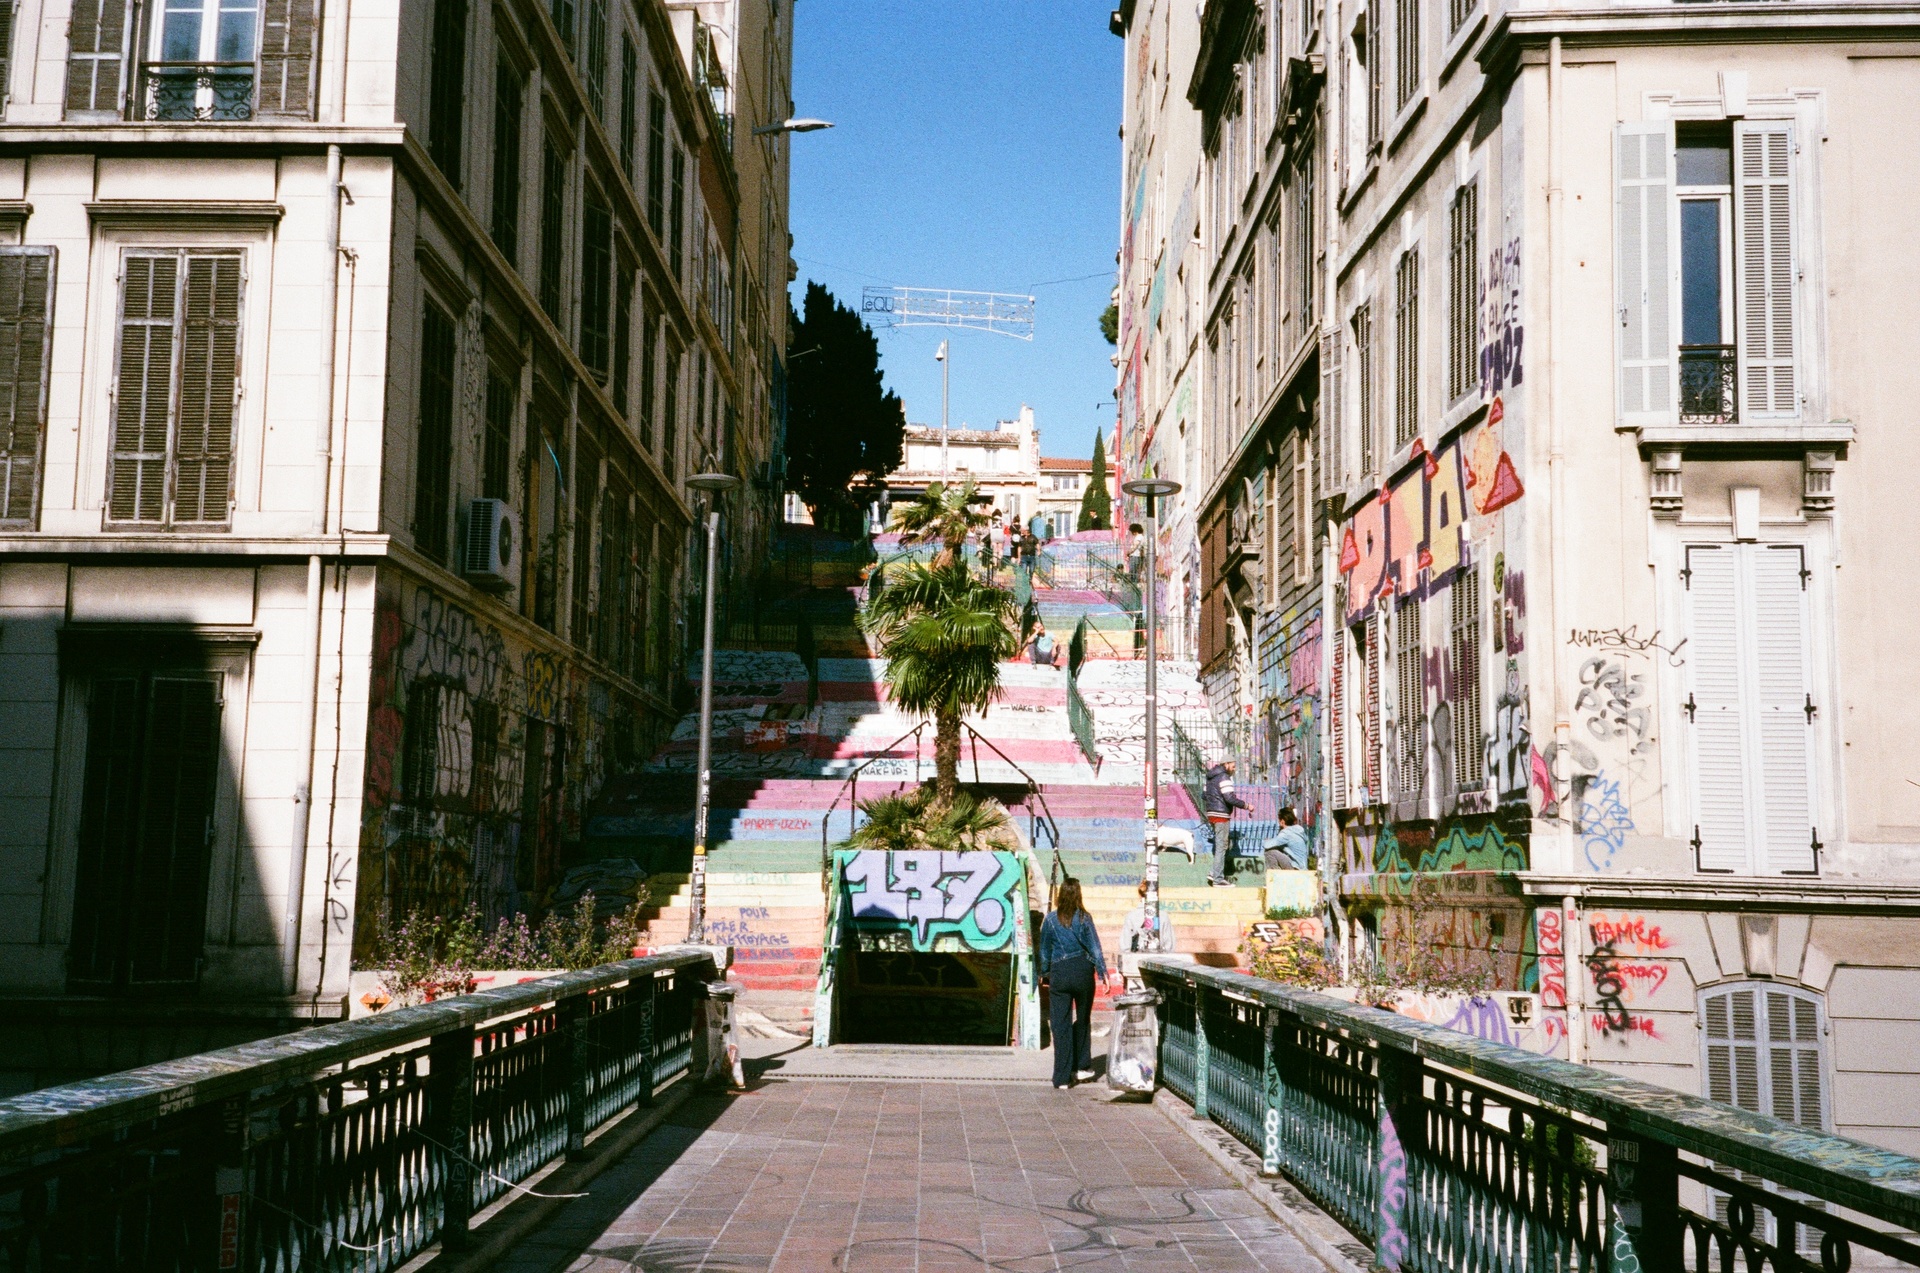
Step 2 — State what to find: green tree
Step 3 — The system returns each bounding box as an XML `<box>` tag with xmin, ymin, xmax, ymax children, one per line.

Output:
<box><xmin>1077</xmin><ymin>432</ymin><xmax>1113</xmax><ymax>531</ymax></box>
<box><xmin>861</xmin><ymin>563</ymin><xmax>1024</xmax><ymax>804</ymax></box>
<box><xmin>786</xmin><ymin>282</ymin><xmax>906</xmax><ymax>522</ymax></box>
<box><xmin>1099</xmin><ymin>302</ymin><xmax>1118</xmax><ymax>345</ymax></box>
<box><xmin>887</xmin><ymin>478</ymin><xmax>991</xmax><ymax>570</ymax></box>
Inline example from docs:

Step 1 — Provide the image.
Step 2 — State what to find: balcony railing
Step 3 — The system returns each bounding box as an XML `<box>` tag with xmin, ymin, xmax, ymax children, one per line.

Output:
<box><xmin>136</xmin><ymin>61</ymin><xmax>258</xmax><ymax>121</ymax></box>
<box><xmin>1679</xmin><ymin>343</ymin><xmax>1739</xmax><ymax>425</ymax></box>
<box><xmin>1142</xmin><ymin>958</ymin><xmax>1920</xmax><ymax>1273</ymax></box>
<box><xmin>0</xmin><ymin>951</ymin><xmax>716</xmax><ymax>1269</ymax></box>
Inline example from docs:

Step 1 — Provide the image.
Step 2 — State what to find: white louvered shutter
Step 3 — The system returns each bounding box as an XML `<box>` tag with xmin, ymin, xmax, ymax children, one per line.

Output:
<box><xmin>1735</xmin><ymin>121</ymin><xmax>1797</xmax><ymax>420</ymax></box>
<box><xmin>1615</xmin><ymin>123</ymin><xmax>1677</xmax><ymax>427</ymax></box>
<box><xmin>1686</xmin><ymin>545</ymin><xmax>1751</xmax><ymax>871</ymax></box>
<box><xmin>1752</xmin><ymin>547</ymin><xmax>1815</xmax><ymax>873</ymax></box>
<box><xmin>172</xmin><ymin>253</ymin><xmax>242</xmax><ymax>526</ymax></box>
<box><xmin>110</xmin><ymin>254</ymin><xmax>179</xmax><ymax>525</ymax></box>
<box><xmin>1704</xmin><ymin>984</ymin><xmax>1830</xmax><ymax>1245</ymax></box>
<box><xmin>0</xmin><ymin>248</ymin><xmax>54</xmax><ymax>526</ymax></box>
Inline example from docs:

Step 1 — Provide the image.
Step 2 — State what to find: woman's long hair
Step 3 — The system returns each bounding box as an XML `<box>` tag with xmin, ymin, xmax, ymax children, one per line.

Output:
<box><xmin>1054</xmin><ymin>878</ymin><xmax>1084</xmax><ymax>927</ymax></box>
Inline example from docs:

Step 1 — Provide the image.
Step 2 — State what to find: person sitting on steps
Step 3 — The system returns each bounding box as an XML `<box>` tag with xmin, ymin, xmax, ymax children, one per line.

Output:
<box><xmin>1265</xmin><ymin>805</ymin><xmax>1311</xmax><ymax>873</ymax></box>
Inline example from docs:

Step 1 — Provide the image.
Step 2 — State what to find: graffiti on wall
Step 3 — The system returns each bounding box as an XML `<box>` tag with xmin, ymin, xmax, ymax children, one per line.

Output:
<box><xmin>841</xmin><ymin>850</ymin><xmax>1027</xmax><ymax>952</ymax></box>
<box><xmin>1481</xmin><ymin>239</ymin><xmax>1523</xmax><ymax>395</ymax></box>
<box><xmin>1371</xmin><ymin>818</ymin><xmax>1527</xmax><ymax>877</ymax></box>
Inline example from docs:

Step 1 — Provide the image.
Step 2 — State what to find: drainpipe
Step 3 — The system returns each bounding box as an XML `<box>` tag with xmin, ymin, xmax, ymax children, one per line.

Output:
<box><xmin>1562</xmin><ymin>892</ymin><xmax>1586</xmax><ymax>1064</ymax></box>
<box><xmin>1546</xmin><ymin>37</ymin><xmax>1575</xmax><ymax>874</ymax></box>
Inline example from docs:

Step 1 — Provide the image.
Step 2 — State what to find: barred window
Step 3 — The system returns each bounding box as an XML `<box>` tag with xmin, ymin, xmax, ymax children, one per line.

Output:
<box><xmin>1394</xmin><ymin>597</ymin><xmax>1423</xmax><ymax>799</ymax></box>
<box><xmin>1450</xmin><ymin>566</ymin><xmax>1483</xmax><ymax>791</ymax></box>
<box><xmin>1394</xmin><ymin>248</ymin><xmax>1419</xmax><ymax>448</ymax></box>
<box><xmin>1448</xmin><ymin>181</ymin><xmax>1480</xmax><ymax>403</ymax></box>
<box><xmin>1395</xmin><ymin>0</ymin><xmax>1420</xmax><ymax>112</ymax></box>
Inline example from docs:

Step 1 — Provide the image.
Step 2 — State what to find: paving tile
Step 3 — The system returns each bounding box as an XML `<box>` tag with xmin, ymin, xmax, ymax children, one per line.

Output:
<box><xmin>488</xmin><ymin>1079</ymin><xmax>1330</xmax><ymax>1273</ymax></box>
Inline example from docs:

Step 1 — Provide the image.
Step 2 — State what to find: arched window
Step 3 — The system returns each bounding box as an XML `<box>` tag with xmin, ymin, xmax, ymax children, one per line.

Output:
<box><xmin>1700</xmin><ymin>981</ymin><xmax>1828</xmax><ymax>1130</ymax></box>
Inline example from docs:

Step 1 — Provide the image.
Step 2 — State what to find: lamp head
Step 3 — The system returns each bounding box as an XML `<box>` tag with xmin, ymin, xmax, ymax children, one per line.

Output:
<box><xmin>687</xmin><ymin>472</ymin><xmax>742</xmax><ymax>495</ymax></box>
<box><xmin>1121</xmin><ymin>478</ymin><xmax>1182</xmax><ymax>499</ymax></box>
<box><xmin>752</xmin><ymin>117</ymin><xmax>834</xmax><ymax>136</ymax></box>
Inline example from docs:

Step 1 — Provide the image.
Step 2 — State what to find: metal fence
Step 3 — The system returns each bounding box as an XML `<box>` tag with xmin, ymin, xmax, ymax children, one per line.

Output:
<box><xmin>1142</xmin><ymin>959</ymin><xmax>1920</xmax><ymax>1273</ymax></box>
<box><xmin>0</xmin><ymin>951</ymin><xmax>716</xmax><ymax>1271</ymax></box>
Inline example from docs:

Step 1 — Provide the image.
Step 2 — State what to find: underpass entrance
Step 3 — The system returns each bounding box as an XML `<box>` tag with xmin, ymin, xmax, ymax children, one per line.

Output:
<box><xmin>813</xmin><ymin>849</ymin><xmax>1042</xmax><ymax>1048</ymax></box>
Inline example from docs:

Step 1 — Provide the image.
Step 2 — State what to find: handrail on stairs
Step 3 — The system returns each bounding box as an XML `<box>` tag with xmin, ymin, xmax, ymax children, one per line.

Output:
<box><xmin>819</xmin><ymin>721</ymin><xmax>927</xmax><ymax>878</ymax></box>
<box><xmin>958</xmin><ymin>720</ymin><xmax>1061</xmax><ymax>859</ymax></box>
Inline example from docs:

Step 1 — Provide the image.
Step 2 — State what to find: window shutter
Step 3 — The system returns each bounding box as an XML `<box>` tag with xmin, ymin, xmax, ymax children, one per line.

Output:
<box><xmin>1364</xmin><ymin>611</ymin><xmax>1382</xmax><ymax>800</ymax></box>
<box><xmin>65</xmin><ymin>0</ymin><xmax>129</xmax><ymax>116</ymax></box>
<box><xmin>127</xmin><ymin>677</ymin><xmax>221</xmax><ymax>984</ymax></box>
<box><xmin>0</xmin><ymin>247</ymin><xmax>54</xmax><ymax>527</ymax></box>
<box><xmin>1330</xmin><ymin>616</ymin><xmax>1348</xmax><ymax>807</ymax></box>
<box><xmin>256</xmin><ymin>0</ymin><xmax>319</xmax><ymax>118</ymax></box>
<box><xmin>110</xmin><ymin>254</ymin><xmax>179</xmax><ymax>525</ymax></box>
<box><xmin>1615</xmin><ymin>122</ymin><xmax>1677</xmax><ymax>427</ymax></box>
<box><xmin>1685</xmin><ymin>545</ymin><xmax>1751</xmax><ymax>871</ymax></box>
<box><xmin>1735</xmin><ymin>120</ymin><xmax>1797</xmax><ymax>419</ymax></box>
<box><xmin>1451</xmin><ymin>565</ymin><xmax>1483</xmax><ymax>791</ymax></box>
<box><xmin>67</xmin><ymin>676</ymin><xmax>144</xmax><ymax>987</ymax></box>
<box><xmin>0</xmin><ymin>0</ymin><xmax>19</xmax><ymax>112</ymax></box>
<box><xmin>173</xmin><ymin>254</ymin><xmax>241</xmax><ymax>525</ymax></box>
<box><xmin>1752</xmin><ymin>546</ymin><xmax>1815</xmax><ymax>873</ymax></box>
<box><xmin>1394</xmin><ymin>598</ymin><xmax>1422</xmax><ymax>799</ymax></box>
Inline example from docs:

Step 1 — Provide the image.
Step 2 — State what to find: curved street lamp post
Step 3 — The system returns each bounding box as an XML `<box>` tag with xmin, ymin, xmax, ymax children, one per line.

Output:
<box><xmin>1120</xmin><ymin>477</ymin><xmax>1181</xmax><ymax>948</ymax></box>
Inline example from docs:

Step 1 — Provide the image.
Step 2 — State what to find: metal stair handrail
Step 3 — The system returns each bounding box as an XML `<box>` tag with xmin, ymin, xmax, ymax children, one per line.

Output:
<box><xmin>959</xmin><ymin>720</ymin><xmax>1061</xmax><ymax>855</ymax></box>
<box><xmin>818</xmin><ymin>721</ymin><xmax>928</xmax><ymax>875</ymax></box>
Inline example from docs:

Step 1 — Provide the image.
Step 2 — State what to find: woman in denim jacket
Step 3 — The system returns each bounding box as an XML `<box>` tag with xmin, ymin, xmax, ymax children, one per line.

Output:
<box><xmin>1039</xmin><ymin>878</ymin><xmax>1110</xmax><ymax>1088</ymax></box>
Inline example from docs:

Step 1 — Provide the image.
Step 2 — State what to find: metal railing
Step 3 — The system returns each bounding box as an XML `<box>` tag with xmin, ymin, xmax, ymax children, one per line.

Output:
<box><xmin>818</xmin><ymin>722</ymin><xmax>927</xmax><ymax>874</ymax></box>
<box><xmin>136</xmin><ymin>61</ymin><xmax>258</xmax><ymax>120</ymax></box>
<box><xmin>1679</xmin><ymin>343</ymin><xmax>1739</xmax><ymax>425</ymax></box>
<box><xmin>959</xmin><ymin>720</ymin><xmax>1061</xmax><ymax>854</ymax></box>
<box><xmin>1142</xmin><ymin>959</ymin><xmax>1920</xmax><ymax>1273</ymax></box>
<box><xmin>1067</xmin><ymin>675</ymin><xmax>1099</xmax><ymax>770</ymax></box>
<box><xmin>0</xmin><ymin>951</ymin><xmax>716</xmax><ymax>1270</ymax></box>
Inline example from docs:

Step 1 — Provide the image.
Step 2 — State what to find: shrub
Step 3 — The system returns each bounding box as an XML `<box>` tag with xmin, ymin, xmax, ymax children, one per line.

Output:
<box><xmin>366</xmin><ymin>891</ymin><xmax>651</xmax><ymax>1006</ymax></box>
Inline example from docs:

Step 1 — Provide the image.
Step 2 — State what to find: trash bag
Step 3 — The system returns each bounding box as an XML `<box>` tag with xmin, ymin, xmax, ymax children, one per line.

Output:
<box><xmin>692</xmin><ymin>980</ymin><xmax>745</xmax><ymax>1088</ymax></box>
<box><xmin>1107</xmin><ymin>988</ymin><xmax>1162</xmax><ymax>1095</ymax></box>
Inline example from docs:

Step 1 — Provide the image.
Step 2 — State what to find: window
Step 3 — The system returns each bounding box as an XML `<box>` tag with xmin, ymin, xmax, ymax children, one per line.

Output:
<box><xmin>597</xmin><ymin>472</ymin><xmax>632</xmax><ymax>670</ymax></box>
<box><xmin>1394</xmin><ymin>597</ymin><xmax>1423</xmax><ymax>799</ymax></box>
<box><xmin>1293</xmin><ymin>425</ymin><xmax>1312</xmax><ymax>585</ymax></box>
<box><xmin>539</xmin><ymin>136</ymin><xmax>566</xmax><ymax>320</ymax></box>
<box><xmin>1353</xmin><ymin>303</ymin><xmax>1376</xmax><ymax>475</ymax></box>
<box><xmin>581</xmin><ymin>0</ymin><xmax>605</xmax><ymax>117</ymax></box>
<box><xmin>108</xmin><ymin>250</ymin><xmax>242</xmax><ymax>528</ymax></box>
<box><xmin>1363</xmin><ymin>612</ymin><xmax>1383</xmax><ymax>801</ymax></box>
<box><xmin>414</xmin><ymin>300</ymin><xmax>456</xmax><ymax>562</ymax></box>
<box><xmin>0</xmin><ymin>247</ymin><xmax>55</xmax><ymax>527</ymax></box>
<box><xmin>1394</xmin><ymin>248</ymin><xmax>1419</xmax><ymax>448</ymax></box>
<box><xmin>613</xmin><ymin>260</ymin><xmax>632</xmax><ymax>415</ymax></box>
<box><xmin>1684</xmin><ymin>543</ymin><xmax>1818</xmax><ymax>874</ymax></box>
<box><xmin>619</xmin><ymin>35</ymin><xmax>636</xmax><ymax>181</ymax></box>
<box><xmin>670</xmin><ymin>144</ymin><xmax>686</xmax><ymax>280</ymax></box>
<box><xmin>646</xmin><ymin>90</ymin><xmax>666</xmax><ymax>237</ymax></box>
<box><xmin>67</xmin><ymin>0</ymin><xmax>132</xmax><ymax>115</ymax></box>
<box><xmin>1394</xmin><ymin>0</ymin><xmax>1419</xmax><ymax>110</ymax></box>
<box><xmin>1701</xmin><ymin>981</ymin><xmax>1830</xmax><ymax>1252</ymax></box>
<box><xmin>1364</xmin><ymin>0</ymin><xmax>1381</xmax><ymax>148</ymax></box>
<box><xmin>1450</xmin><ymin>565</ymin><xmax>1483</xmax><ymax>791</ymax></box>
<box><xmin>66</xmin><ymin>672</ymin><xmax>224</xmax><ymax>989</ymax></box>
<box><xmin>571</xmin><ymin>429</ymin><xmax>600</xmax><ymax>646</ymax></box>
<box><xmin>1448</xmin><ymin>0</ymin><xmax>1472</xmax><ymax>38</ymax></box>
<box><xmin>142</xmin><ymin>0</ymin><xmax>262</xmax><ymax>120</ymax></box>
<box><xmin>549</xmin><ymin>0</ymin><xmax>573</xmax><ymax>58</ymax></box>
<box><xmin>1448</xmin><ymin>182</ymin><xmax>1479</xmax><ymax>403</ymax></box>
<box><xmin>580</xmin><ymin>189</ymin><xmax>612</xmax><ymax>376</ymax></box>
<box><xmin>529</xmin><ymin>402</ymin><xmax>564</xmax><ymax>630</ymax></box>
<box><xmin>491</xmin><ymin>59</ymin><xmax>522</xmax><ymax>261</ymax></box>
<box><xmin>1292</xmin><ymin>146</ymin><xmax>1317</xmax><ymax>335</ymax></box>
<box><xmin>638</xmin><ymin>303</ymin><xmax>656</xmax><ymax>450</ymax></box>
<box><xmin>1617</xmin><ymin>120</ymin><xmax>1798</xmax><ymax>428</ymax></box>
<box><xmin>662</xmin><ymin>336</ymin><xmax>680</xmax><ymax>476</ymax></box>
<box><xmin>426</xmin><ymin>0</ymin><xmax>466</xmax><ymax>184</ymax></box>
<box><xmin>483</xmin><ymin>368</ymin><xmax>513</xmax><ymax>501</ymax></box>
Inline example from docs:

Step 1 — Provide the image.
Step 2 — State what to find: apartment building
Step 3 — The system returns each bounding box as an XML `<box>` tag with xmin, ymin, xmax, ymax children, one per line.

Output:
<box><xmin>1124</xmin><ymin>0</ymin><xmax>1920</xmax><ymax>1152</ymax></box>
<box><xmin>0</xmin><ymin>0</ymin><xmax>793</xmax><ymax>1089</ymax></box>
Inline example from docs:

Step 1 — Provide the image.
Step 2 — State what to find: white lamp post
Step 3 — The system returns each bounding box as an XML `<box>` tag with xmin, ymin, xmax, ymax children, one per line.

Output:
<box><xmin>686</xmin><ymin>471</ymin><xmax>742</xmax><ymax>943</ymax></box>
<box><xmin>1120</xmin><ymin>476</ymin><xmax>1181</xmax><ymax>945</ymax></box>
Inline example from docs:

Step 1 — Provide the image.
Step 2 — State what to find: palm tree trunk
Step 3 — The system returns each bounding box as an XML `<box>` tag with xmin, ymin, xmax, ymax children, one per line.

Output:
<box><xmin>934</xmin><ymin>710</ymin><xmax>962</xmax><ymax>805</ymax></box>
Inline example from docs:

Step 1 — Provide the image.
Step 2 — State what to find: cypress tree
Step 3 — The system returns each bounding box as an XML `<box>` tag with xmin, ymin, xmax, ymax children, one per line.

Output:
<box><xmin>1077</xmin><ymin>432</ymin><xmax>1112</xmax><ymax>531</ymax></box>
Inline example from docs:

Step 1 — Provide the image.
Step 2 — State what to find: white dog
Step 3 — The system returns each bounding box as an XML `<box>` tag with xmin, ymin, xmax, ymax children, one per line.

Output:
<box><xmin>1153</xmin><ymin>824</ymin><xmax>1197</xmax><ymax>862</ymax></box>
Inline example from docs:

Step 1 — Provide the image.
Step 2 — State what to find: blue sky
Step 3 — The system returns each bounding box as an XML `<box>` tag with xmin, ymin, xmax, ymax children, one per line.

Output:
<box><xmin>786</xmin><ymin>2</ymin><xmax>1122</xmax><ymax>465</ymax></box>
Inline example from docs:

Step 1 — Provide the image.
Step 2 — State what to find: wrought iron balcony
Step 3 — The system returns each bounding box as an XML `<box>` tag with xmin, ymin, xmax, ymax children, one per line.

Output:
<box><xmin>136</xmin><ymin>61</ymin><xmax>257</xmax><ymax>122</ymax></box>
<box><xmin>1679</xmin><ymin>342</ymin><xmax>1739</xmax><ymax>425</ymax></box>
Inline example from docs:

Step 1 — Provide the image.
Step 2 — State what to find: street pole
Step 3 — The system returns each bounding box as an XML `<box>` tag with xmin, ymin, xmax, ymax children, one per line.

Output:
<box><xmin>685</xmin><ymin>473</ymin><xmax>741</xmax><ymax>945</ymax></box>
<box><xmin>1122</xmin><ymin>476</ymin><xmax>1180</xmax><ymax>948</ymax></box>
<box><xmin>937</xmin><ymin>341</ymin><xmax>950</xmax><ymax>479</ymax></box>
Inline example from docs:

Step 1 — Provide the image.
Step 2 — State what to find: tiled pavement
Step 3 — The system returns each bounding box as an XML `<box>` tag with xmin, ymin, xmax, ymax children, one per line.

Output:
<box><xmin>492</xmin><ymin>1078</ymin><xmax>1327</xmax><ymax>1273</ymax></box>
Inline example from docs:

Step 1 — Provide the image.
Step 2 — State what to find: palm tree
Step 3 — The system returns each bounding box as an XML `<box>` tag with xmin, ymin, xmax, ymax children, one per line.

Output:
<box><xmin>861</xmin><ymin>562</ymin><xmax>1025</xmax><ymax>804</ymax></box>
<box><xmin>888</xmin><ymin>479</ymin><xmax>991</xmax><ymax>570</ymax></box>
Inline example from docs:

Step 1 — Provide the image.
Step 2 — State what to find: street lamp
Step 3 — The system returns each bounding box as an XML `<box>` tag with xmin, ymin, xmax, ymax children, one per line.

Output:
<box><xmin>1120</xmin><ymin>476</ymin><xmax>1181</xmax><ymax>949</ymax></box>
<box><xmin>686</xmin><ymin>471</ymin><xmax>743</xmax><ymax>944</ymax></box>
<box><xmin>935</xmin><ymin>341</ymin><xmax>950</xmax><ymax>478</ymax></box>
<box><xmin>751</xmin><ymin>117</ymin><xmax>834</xmax><ymax>136</ymax></box>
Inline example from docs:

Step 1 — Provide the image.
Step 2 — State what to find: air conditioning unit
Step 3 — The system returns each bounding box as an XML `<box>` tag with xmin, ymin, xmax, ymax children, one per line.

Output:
<box><xmin>463</xmin><ymin>498</ymin><xmax>520</xmax><ymax>591</ymax></box>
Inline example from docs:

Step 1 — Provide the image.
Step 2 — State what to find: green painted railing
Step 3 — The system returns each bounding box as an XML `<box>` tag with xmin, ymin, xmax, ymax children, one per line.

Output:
<box><xmin>0</xmin><ymin>951</ymin><xmax>717</xmax><ymax>1271</ymax></box>
<box><xmin>1142</xmin><ymin>959</ymin><xmax>1920</xmax><ymax>1273</ymax></box>
<box><xmin>1067</xmin><ymin>674</ymin><xmax>1099</xmax><ymax>769</ymax></box>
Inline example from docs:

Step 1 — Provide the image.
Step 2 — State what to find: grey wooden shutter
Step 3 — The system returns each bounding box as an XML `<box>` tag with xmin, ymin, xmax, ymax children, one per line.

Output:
<box><xmin>1451</xmin><ymin>565</ymin><xmax>1483</xmax><ymax>791</ymax></box>
<box><xmin>1753</xmin><ymin>546</ymin><xmax>1815</xmax><ymax>873</ymax></box>
<box><xmin>1615</xmin><ymin>122</ymin><xmax>1677</xmax><ymax>427</ymax></box>
<box><xmin>0</xmin><ymin>0</ymin><xmax>19</xmax><ymax>111</ymax></box>
<box><xmin>110</xmin><ymin>254</ymin><xmax>179</xmax><ymax>525</ymax></box>
<box><xmin>1735</xmin><ymin>120</ymin><xmax>1797</xmax><ymax>419</ymax></box>
<box><xmin>66</xmin><ymin>676</ymin><xmax>144</xmax><ymax>987</ymax></box>
<box><xmin>173</xmin><ymin>253</ymin><xmax>242</xmax><ymax>525</ymax></box>
<box><xmin>1686</xmin><ymin>544</ymin><xmax>1751</xmax><ymax>871</ymax></box>
<box><xmin>256</xmin><ymin>0</ymin><xmax>319</xmax><ymax>118</ymax></box>
<box><xmin>127</xmin><ymin>676</ymin><xmax>221</xmax><ymax>985</ymax></box>
<box><xmin>65</xmin><ymin>0</ymin><xmax>130</xmax><ymax>116</ymax></box>
<box><xmin>0</xmin><ymin>247</ymin><xmax>54</xmax><ymax>527</ymax></box>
